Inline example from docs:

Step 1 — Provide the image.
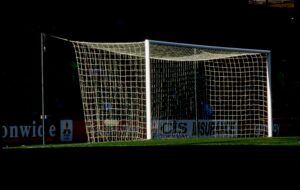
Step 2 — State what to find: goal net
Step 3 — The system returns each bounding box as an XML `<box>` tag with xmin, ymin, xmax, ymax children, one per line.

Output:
<box><xmin>70</xmin><ymin>39</ymin><xmax>272</xmax><ymax>142</ymax></box>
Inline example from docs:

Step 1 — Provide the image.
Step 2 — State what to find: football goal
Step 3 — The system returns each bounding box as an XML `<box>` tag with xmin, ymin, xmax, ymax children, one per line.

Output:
<box><xmin>48</xmin><ymin>36</ymin><xmax>272</xmax><ymax>142</ymax></box>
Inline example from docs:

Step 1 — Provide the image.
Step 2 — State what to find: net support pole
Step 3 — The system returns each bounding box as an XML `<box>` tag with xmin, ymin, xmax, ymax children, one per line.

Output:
<box><xmin>145</xmin><ymin>39</ymin><xmax>152</xmax><ymax>140</ymax></box>
<box><xmin>193</xmin><ymin>49</ymin><xmax>198</xmax><ymax>136</ymax></box>
<box><xmin>41</xmin><ymin>32</ymin><xmax>45</xmax><ymax>145</ymax></box>
<box><xmin>267</xmin><ymin>52</ymin><xmax>272</xmax><ymax>137</ymax></box>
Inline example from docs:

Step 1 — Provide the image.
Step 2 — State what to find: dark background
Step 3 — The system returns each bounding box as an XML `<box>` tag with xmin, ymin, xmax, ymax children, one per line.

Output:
<box><xmin>2</xmin><ymin>1</ymin><xmax>299</xmax><ymax>182</ymax></box>
<box><xmin>2</xmin><ymin>0</ymin><xmax>299</xmax><ymax>134</ymax></box>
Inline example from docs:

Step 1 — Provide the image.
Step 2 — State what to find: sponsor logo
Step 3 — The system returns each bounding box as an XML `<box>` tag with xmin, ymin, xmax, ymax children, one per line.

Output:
<box><xmin>152</xmin><ymin>120</ymin><xmax>238</xmax><ymax>138</ymax></box>
<box><xmin>60</xmin><ymin>120</ymin><xmax>73</xmax><ymax>142</ymax></box>
<box><xmin>2</xmin><ymin>120</ymin><xmax>75</xmax><ymax>145</ymax></box>
<box><xmin>2</xmin><ymin>120</ymin><xmax>56</xmax><ymax>139</ymax></box>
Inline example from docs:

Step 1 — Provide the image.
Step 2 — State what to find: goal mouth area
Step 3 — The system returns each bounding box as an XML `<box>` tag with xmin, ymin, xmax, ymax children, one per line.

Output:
<box><xmin>47</xmin><ymin>34</ymin><xmax>272</xmax><ymax>142</ymax></box>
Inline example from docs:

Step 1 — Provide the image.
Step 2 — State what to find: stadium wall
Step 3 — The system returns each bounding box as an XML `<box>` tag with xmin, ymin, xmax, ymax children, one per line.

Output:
<box><xmin>2</xmin><ymin>118</ymin><xmax>293</xmax><ymax>146</ymax></box>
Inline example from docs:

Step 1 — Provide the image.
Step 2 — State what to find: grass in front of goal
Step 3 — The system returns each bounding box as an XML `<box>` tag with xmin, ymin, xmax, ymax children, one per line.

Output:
<box><xmin>4</xmin><ymin>137</ymin><xmax>300</xmax><ymax>149</ymax></box>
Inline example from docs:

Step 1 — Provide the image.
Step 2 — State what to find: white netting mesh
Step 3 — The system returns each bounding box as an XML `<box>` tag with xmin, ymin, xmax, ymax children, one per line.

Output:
<box><xmin>70</xmin><ymin>40</ymin><xmax>270</xmax><ymax>142</ymax></box>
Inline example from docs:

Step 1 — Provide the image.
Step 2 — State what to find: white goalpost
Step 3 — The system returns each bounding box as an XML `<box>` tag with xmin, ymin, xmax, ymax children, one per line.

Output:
<box><xmin>56</xmin><ymin>37</ymin><xmax>272</xmax><ymax>142</ymax></box>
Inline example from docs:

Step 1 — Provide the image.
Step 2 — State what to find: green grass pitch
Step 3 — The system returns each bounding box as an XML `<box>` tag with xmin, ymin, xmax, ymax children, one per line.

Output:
<box><xmin>4</xmin><ymin>137</ymin><xmax>300</xmax><ymax>149</ymax></box>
